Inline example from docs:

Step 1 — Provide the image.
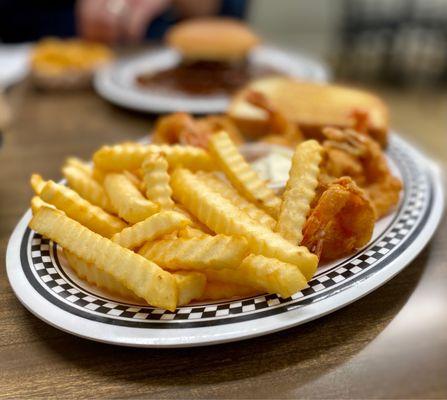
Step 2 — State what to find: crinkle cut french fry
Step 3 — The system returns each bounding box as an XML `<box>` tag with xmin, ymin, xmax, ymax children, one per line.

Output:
<box><xmin>30</xmin><ymin>174</ymin><xmax>46</xmax><ymax>195</ymax></box>
<box><xmin>111</xmin><ymin>210</ymin><xmax>190</xmax><ymax>249</ymax></box>
<box><xmin>198</xmin><ymin>281</ymin><xmax>260</xmax><ymax>301</ymax></box>
<box><xmin>62</xmin><ymin>165</ymin><xmax>115</xmax><ymax>213</ymax></box>
<box><xmin>40</xmin><ymin>180</ymin><xmax>126</xmax><ymax>238</ymax></box>
<box><xmin>173</xmin><ymin>205</ymin><xmax>214</xmax><ymax>235</ymax></box>
<box><xmin>161</xmin><ymin>231</ymin><xmax>179</xmax><ymax>240</ymax></box>
<box><xmin>196</xmin><ymin>171</ymin><xmax>276</xmax><ymax>229</ymax></box>
<box><xmin>177</xmin><ymin>226</ymin><xmax>207</xmax><ymax>238</ymax></box>
<box><xmin>92</xmin><ymin>166</ymin><xmax>107</xmax><ymax>183</ymax></box>
<box><xmin>93</xmin><ymin>143</ymin><xmax>213</xmax><ymax>172</ymax></box>
<box><xmin>205</xmin><ymin>254</ymin><xmax>307</xmax><ymax>298</ymax></box>
<box><xmin>133</xmin><ymin>168</ymin><xmax>144</xmax><ymax>180</ymax></box>
<box><xmin>104</xmin><ymin>173</ymin><xmax>159</xmax><ymax>224</ymax></box>
<box><xmin>142</xmin><ymin>152</ymin><xmax>175</xmax><ymax>209</ymax></box>
<box><xmin>64</xmin><ymin>157</ymin><xmax>92</xmax><ymax>176</ymax></box>
<box><xmin>171</xmin><ymin>169</ymin><xmax>318</xmax><ymax>280</ymax></box>
<box><xmin>122</xmin><ymin>170</ymin><xmax>144</xmax><ymax>192</ymax></box>
<box><xmin>64</xmin><ymin>250</ymin><xmax>142</xmax><ymax>302</ymax></box>
<box><xmin>150</xmin><ymin>144</ymin><xmax>213</xmax><ymax>171</ymax></box>
<box><xmin>31</xmin><ymin>196</ymin><xmax>54</xmax><ymax>215</ymax></box>
<box><xmin>276</xmin><ymin>140</ymin><xmax>322</xmax><ymax>245</ymax></box>
<box><xmin>208</xmin><ymin>131</ymin><xmax>281</xmax><ymax>218</ymax></box>
<box><xmin>29</xmin><ymin>207</ymin><xmax>178</xmax><ymax>311</ymax></box>
<box><xmin>174</xmin><ymin>271</ymin><xmax>206</xmax><ymax>306</ymax></box>
<box><xmin>93</xmin><ymin>143</ymin><xmax>148</xmax><ymax>171</ymax></box>
<box><xmin>139</xmin><ymin>234</ymin><xmax>249</xmax><ymax>271</ymax></box>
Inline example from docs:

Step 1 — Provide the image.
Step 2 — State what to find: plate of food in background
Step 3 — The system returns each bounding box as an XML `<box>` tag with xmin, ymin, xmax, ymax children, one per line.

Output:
<box><xmin>94</xmin><ymin>18</ymin><xmax>330</xmax><ymax>114</ymax></box>
<box><xmin>6</xmin><ymin>77</ymin><xmax>443</xmax><ymax>347</ymax></box>
<box><xmin>30</xmin><ymin>38</ymin><xmax>113</xmax><ymax>89</ymax></box>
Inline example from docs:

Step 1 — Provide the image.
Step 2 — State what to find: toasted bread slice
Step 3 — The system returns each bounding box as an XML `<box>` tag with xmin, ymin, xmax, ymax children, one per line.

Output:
<box><xmin>228</xmin><ymin>77</ymin><xmax>389</xmax><ymax>146</ymax></box>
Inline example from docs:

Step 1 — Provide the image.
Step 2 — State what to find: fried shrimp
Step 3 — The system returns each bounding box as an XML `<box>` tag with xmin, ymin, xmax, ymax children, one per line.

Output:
<box><xmin>151</xmin><ymin>112</ymin><xmax>243</xmax><ymax>149</ymax></box>
<box><xmin>245</xmin><ymin>90</ymin><xmax>304</xmax><ymax>147</ymax></box>
<box><xmin>152</xmin><ymin>112</ymin><xmax>202</xmax><ymax>145</ymax></box>
<box><xmin>321</xmin><ymin>128</ymin><xmax>402</xmax><ymax>218</ymax></box>
<box><xmin>301</xmin><ymin>177</ymin><xmax>375</xmax><ymax>261</ymax></box>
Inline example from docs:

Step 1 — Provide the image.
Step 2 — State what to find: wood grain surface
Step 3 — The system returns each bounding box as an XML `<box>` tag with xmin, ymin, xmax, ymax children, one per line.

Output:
<box><xmin>0</xmin><ymin>80</ymin><xmax>446</xmax><ymax>399</ymax></box>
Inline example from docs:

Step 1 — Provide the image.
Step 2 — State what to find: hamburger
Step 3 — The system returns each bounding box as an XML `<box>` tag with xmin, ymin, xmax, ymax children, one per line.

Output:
<box><xmin>136</xmin><ymin>18</ymin><xmax>278</xmax><ymax>96</ymax></box>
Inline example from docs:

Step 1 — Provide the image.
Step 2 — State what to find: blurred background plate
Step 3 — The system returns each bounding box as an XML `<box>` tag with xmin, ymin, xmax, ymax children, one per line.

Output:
<box><xmin>94</xmin><ymin>46</ymin><xmax>330</xmax><ymax>114</ymax></box>
<box><xmin>0</xmin><ymin>44</ymin><xmax>30</xmax><ymax>89</ymax></box>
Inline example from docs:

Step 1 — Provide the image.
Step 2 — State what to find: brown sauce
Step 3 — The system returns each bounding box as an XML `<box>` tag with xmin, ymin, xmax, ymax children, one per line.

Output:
<box><xmin>136</xmin><ymin>60</ymin><xmax>281</xmax><ymax>96</ymax></box>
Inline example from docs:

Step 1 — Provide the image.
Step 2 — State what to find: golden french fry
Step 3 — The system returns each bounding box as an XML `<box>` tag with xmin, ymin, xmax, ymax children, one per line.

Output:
<box><xmin>30</xmin><ymin>174</ymin><xmax>46</xmax><ymax>195</ymax></box>
<box><xmin>199</xmin><ymin>281</ymin><xmax>260</xmax><ymax>301</ymax></box>
<box><xmin>103</xmin><ymin>173</ymin><xmax>159</xmax><ymax>224</ymax></box>
<box><xmin>208</xmin><ymin>131</ymin><xmax>281</xmax><ymax>218</ymax></box>
<box><xmin>122</xmin><ymin>170</ymin><xmax>144</xmax><ymax>192</ymax></box>
<box><xmin>173</xmin><ymin>205</ymin><xmax>214</xmax><ymax>235</ymax></box>
<box><xmin>174</xmin><ymin>271</ymin><xmax>206</xmax><ymax>306</ymax></box>
<box><xmin>205</xmin><ymin>254</ymin><xmax>307</xmax><ymax>298</ymax></box>
<box><xmin>29</xmin><ymin>207</ymin><xmax>178</xmax><ymax>311</ymax></box>
<box><xmin>64</xmin><ymin>157</ymin><xmax>92</xmax><ymax>176</ymax></box>
<box><xmin>93</xmin><ymin>143</ymin><xmax>213</xmax><ymax>172</ymax></box>
<box><xmin>111</xmin><ymin>210</ymin><xmax>190</xmax><ymax>249</ymax></box>
<box><xmin>92</xmin><ymin>166</ymin><xmax>107</xmax><ymax>183</ymax></box>
<box><xmin>93</xmin><ymin>143</ymin><xmax>147</xmax><ymax>171</ymax></box>
<box><xmin>150</xmin><ymin>144</ymin><xmax>213</xmax><ymax>171</ymax></box>
<box><xmin>40</xmin><ymin>180</ymin><xmax>126</xmax><ymax>238</ymax></box>
<box><xmin>64</xmin><ymin>250</ymin><xmax>142</xmax><ymax>302</ymax></box>
<box><xmin>276</xmin><ymin>140</ymin><xmax>322</xmax><ymax>244</ymax></box>
<box><xmin>177</xmin><ymin>226</ymin><xmax>207</xmax><ymax>238</ymax></box>
<box><xmin>142</xmin><ymin>152</ymin><xmax>175</xmax><ymax>209</ymax></box>
<box><xmin>62</xmin><ymin>165</ymin><xmax>115</xmax><ymax>213</ymax></box>
<box><xmin>133</xmin><ymin>168</ymin><xmax>144</xmax><ymax>180</ymax></box>
<box><xmin>139</xmin><ymin>234</ymin><xmax>249</xmax><ymax>271</ymax></box>
<box><xmin>161</xmin><ymin>231</ymin><xmax>179</xmax><ymax>240</ymax></box>
<box><xmin>31</xmin><ymin>196</ymin><xmax>54</xmax><ymax>215</ymax></box>
<box><xmin>196</xmin><ymin>171</ymin><xmax>276</xmax><ymax>229</ymax></box>
<box><xmin>171</xmin><ymin>169</ymin><xmax>318</xmax><ymax>279</ymax></box>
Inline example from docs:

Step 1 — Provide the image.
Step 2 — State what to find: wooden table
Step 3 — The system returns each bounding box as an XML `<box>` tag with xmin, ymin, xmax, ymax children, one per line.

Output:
<box><xmin>1</xmin><ymin>81</ymin><xmax>446</xmax><ymax>399</ymax></box>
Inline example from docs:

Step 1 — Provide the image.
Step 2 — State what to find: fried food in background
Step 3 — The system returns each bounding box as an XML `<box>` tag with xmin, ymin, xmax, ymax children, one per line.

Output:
<box><xmin>320</xmin><ymin>128</ymin><xmax>402</xmax><ymax>219</ymax></box>
<box><xmin>228</xmin><ymin>76</ymin><xmax>389</xmax><ymax>147</ymax></box>
<box><xmin>152</xmin><ymin>112</ymin><xmax>243</xmax><ymax>148</ymax></box>
<box><xmin>31</xmin><ymin>38</ymin><xmax>113</xmax><ymax>89</ymax></box>
<box><xmin>245</xmin><ymin>91</ymin><xmax>303</xmax><ymax>148</ymax></box>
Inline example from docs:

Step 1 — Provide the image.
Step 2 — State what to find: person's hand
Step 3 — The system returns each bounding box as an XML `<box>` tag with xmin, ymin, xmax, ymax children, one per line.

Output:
<box><xmin>77</xmin><ymin>0</ymin><xmax>171</xmax><ymax>43</ymax></box>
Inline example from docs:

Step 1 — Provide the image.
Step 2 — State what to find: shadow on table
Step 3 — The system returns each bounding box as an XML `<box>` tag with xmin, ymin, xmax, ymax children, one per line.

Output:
<box><xmin>26</xmin><ymin>245</ymin><xmax>429</xmax><ymax>392</ymax></box>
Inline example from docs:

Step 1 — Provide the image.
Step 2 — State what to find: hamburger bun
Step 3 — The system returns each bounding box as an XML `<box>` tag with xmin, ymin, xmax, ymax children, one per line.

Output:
<box><xmin>228</xmin><ymin>77</ymin><xmax>389</xmax><ymax>146</ymax></box>
<box><xmin>166</xmin><ymin>18</ymin><xmax>260</xmax><ymax>62</ymax></box>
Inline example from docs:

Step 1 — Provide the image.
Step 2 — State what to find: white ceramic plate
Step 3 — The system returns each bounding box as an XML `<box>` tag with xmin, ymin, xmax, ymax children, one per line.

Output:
<box><xmin>6</xmin><ymin>134</ymin><xmax>443</xmax><ymax>347</ymax></box>
<box><xmin>93</xmin><ymin>46</ymin><xmax>330</xmax><ymax>114</ymax></box>
<box><xmin>0</xmin><ymin>44</ymin><xmax>30</xmax><ymax>89</ymax></box>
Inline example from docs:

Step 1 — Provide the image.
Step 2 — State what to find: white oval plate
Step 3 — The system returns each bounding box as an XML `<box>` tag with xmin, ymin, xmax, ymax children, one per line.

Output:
<box><xmin>6</xmin><ymin>134</ymin><xmax>443</xmax><ymax>347</ymax></box>
<box><xmin>93</xmin><ymin>46</ymin><xmax>330</xmax><ymax>114</ymax></box>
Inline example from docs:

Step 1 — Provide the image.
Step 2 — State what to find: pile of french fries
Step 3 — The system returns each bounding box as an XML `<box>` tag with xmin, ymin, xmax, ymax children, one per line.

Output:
<box><xmin>29</xmin><ymin>132</ymin><xmax>323</xmax><ymax>311</ymax></box>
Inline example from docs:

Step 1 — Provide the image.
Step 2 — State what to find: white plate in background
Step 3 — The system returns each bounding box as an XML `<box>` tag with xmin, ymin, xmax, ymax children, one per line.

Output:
<box><xmin>0</xmin><ymin>44</ymin><xmax>30</xmax><ymax>89</ymax></box>
<box><xmin>94</xmin><ymin>46</ymin><xmax>330</xmax><ymax>114</ymax></box>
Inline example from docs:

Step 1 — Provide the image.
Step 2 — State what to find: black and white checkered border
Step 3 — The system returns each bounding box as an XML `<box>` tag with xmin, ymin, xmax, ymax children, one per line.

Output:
<box><xmin>26</xmin><ymin>142</ymin><xmax>428</xmax><ymax>323</ymax></box>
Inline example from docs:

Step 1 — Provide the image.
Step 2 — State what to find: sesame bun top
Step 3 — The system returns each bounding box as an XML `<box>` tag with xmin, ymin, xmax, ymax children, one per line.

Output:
<box><xmin>166</xmin><ymin>18</ymin><xmax>260</xmax><ymax>62</ymax></box>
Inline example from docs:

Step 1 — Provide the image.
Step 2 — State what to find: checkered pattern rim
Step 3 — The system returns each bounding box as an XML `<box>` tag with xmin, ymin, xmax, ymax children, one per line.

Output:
<box><xmin>22</xmin><ymin>140</ymin><xmax>431</xmax><ymax>327</ymax></box>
